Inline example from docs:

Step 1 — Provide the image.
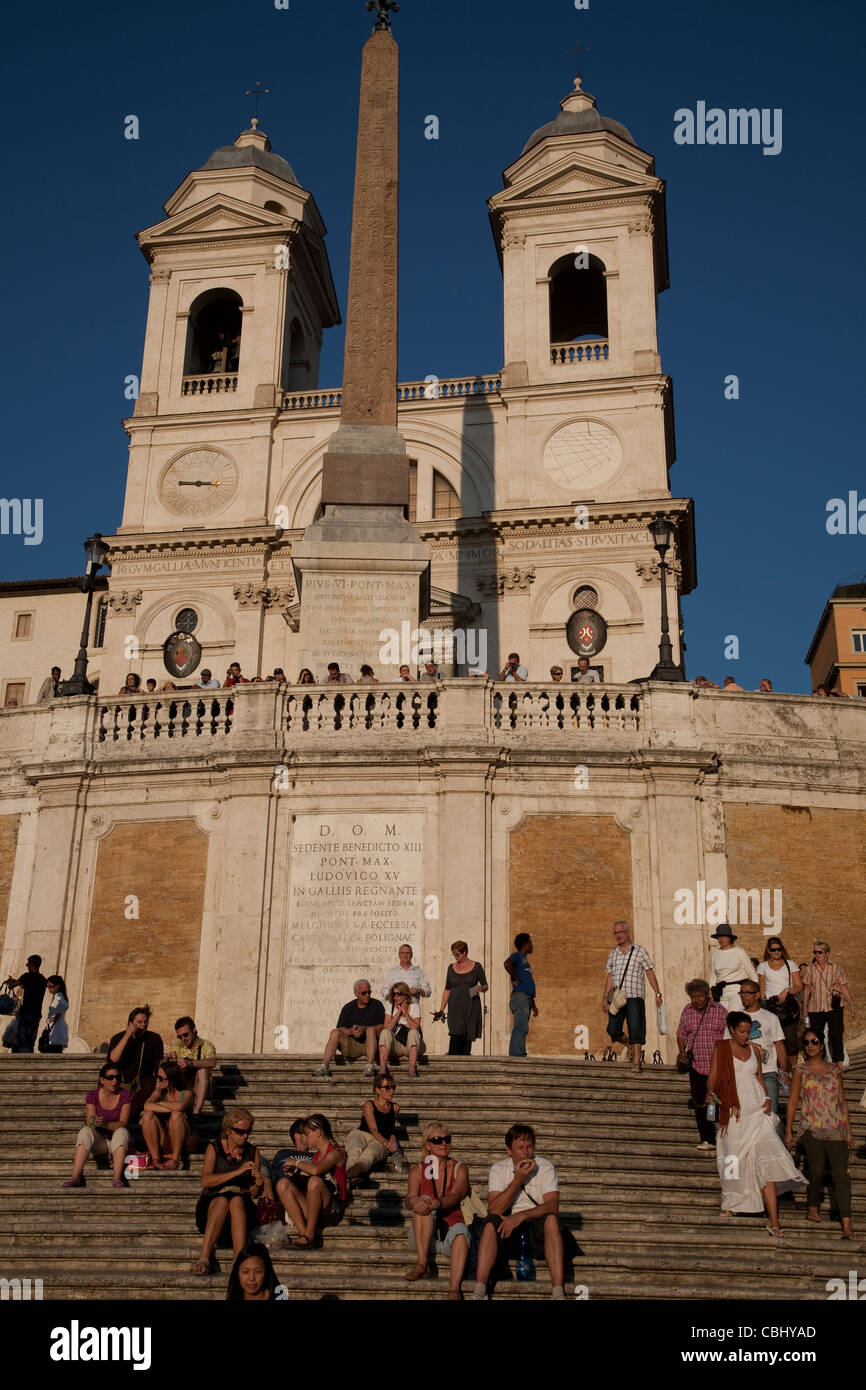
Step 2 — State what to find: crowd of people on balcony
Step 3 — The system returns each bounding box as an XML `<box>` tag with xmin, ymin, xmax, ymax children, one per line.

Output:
<box><xmin>8</xmin><ymin>656</ymin><xmax>860</xmax><ymax>707</ymax></box>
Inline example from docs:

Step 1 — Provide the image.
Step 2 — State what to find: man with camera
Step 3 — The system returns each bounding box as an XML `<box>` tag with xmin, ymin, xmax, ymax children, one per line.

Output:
<box><xmin>602</xmin><ymin>920</ymin><xmax>663</xmax><ymax>1069</ymax></box>
<box><xmin>498</xmin><ymin>652</ymin><xmax>528</xmax><ymax>682</ymax></box>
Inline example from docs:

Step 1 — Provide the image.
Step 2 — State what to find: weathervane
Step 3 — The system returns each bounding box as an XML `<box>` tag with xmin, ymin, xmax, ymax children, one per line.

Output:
<box><xmin>367</xmin><ymin>0</ymin><xmax>398</xmax><ymax>32</ymax></box>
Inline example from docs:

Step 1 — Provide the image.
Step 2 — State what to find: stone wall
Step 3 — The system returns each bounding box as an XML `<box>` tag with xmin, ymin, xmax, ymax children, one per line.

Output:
<box><xmin>78</xmin><ymin>820</ymin><xmax>208</xmax><ymax>1051</ymax></box>
<box><xmin>0</xmin><ymin>814</ymin><xmax>20</xmax><ymax>959</ymax></box>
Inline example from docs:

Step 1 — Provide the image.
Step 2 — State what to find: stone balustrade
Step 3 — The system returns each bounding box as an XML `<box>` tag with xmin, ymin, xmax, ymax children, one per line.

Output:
<box><xmin>550</xmin><ymin>341</ymin><xmax>609</xmax><ymax>365</ymax></box>
<box><xmin>180</xmin><ymin>373</ymin><xmax>238</xmax><ymax>396</ymax></box>
<box><xmin>491</xmin><ymin>685</ymin><xmax>642</xmax><ymax>732</ymax></box>
<box><xmin>281</xmin><ymin>373</ymin><xmax>502</xmax><ymax>411</ymax></box>
<box><xmin>97</xmin><ymin>694</ymin><xmax>234</xmax><ymax>744</ymax></box>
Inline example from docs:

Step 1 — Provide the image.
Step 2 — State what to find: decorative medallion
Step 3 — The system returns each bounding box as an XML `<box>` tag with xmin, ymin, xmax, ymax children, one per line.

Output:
<box><xmin>542</xmin><ymin>420</ymin><xmax>622</xmax><ymax>493</ymax></box>
<box><xmin>163</xmin><ymin>631</ymin><xmax>202</xmax><ymax>678</ymax></box>
<box><xmin>566</xmin><ymin>607</ymin><xmax>608</xmax><ymax>657</ymax></box>
<box><xmin>158</xmin><ymin>448</ymin><xmax>239</xmax><ymax>518</ymax></box>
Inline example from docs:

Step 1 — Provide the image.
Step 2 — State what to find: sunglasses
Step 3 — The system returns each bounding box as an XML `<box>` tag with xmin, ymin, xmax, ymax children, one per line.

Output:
<box><xmin>768</xmin><ymin>948</ymin><xmax>783</xmax><ymax>953</ymax></box>
<box><xmin>231</xmin><ymin>1126</ymin><xmax>252</xmax><ymax>1135</ymax></box>
<box><xmin>358</xmin><ymin>989</ymin><xmax>371</xmax><ymax>995</ymax></box>
<box><xmin>377</xmin><ymin>1082</ymin><xmax>395</xmax><ymax>1090</ymax></box>
<box><xmin>103</xmin><ymin>1073</ymin><xmax>120</xmax><ymax>1081</ymax></box>
<box><xmin>428</xmin><ymin>1135</ymin><xmax>451</xmax><ymax>1145</ymax></box>
<box><xmin>803</xmin><ymin>1039</ymin><xmax>822</xmax><ymax>1047</ymax></box>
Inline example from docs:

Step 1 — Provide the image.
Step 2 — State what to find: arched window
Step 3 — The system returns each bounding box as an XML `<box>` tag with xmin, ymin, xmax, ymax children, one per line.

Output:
<box><xmin>184</xmin><ymin>289</ymin><xmax>243</xmax><ymax>377</ymax></box>
<box><xmin>549</xmin><ymin>253</ymin><xmax>608</xmax><ymax>343</ymax></box>
<box><xmin>433</xmin><ymin>470</ymin><xmax>461</xmax><ymax>519</ymax></box>
<box><xmin>264</xmin><ymin>200</ymin><xmax>288</xmax><ymax>215</ymax></box>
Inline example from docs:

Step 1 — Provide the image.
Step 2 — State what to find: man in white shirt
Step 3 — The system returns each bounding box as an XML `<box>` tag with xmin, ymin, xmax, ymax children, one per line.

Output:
<box><xmin>499</xmin><ymin>653</ymin><xmax>528</xmax><ymax>682</ymax></box>
<box><xmin>738</xmin><ymin>981</ymin><xmax>789</xmax><ymax>1115</ymax></box>
<box><xmin>195</xmin><ymin>669</ymin><xmax>220</xmax><ymax>690</ymax></box>
<box><xmin>469</xmin><ymin>1124</ymin><xmax>566</xmax><ymax>1300</ymax></box>
<box><xmin>37</xmin><ymin>667</ymin><xmax>62</xmax><ymax>702</ymax></box>
<box><xmin>573</xmin><ymin>656</ymin><xmax>600</xmax><ymax>684</ymax></box>
<box><xmin>381</xmin><ymin>944</ymin><xmax>431</xmax><ymax>1020</ymax></box>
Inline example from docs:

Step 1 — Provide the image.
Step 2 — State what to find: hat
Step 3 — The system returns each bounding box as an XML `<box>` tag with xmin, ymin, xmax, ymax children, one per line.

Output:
<box><xmin>710</xmin><ymin>924</ymin><xmax>736</xmax><ymax>941</ymax></box>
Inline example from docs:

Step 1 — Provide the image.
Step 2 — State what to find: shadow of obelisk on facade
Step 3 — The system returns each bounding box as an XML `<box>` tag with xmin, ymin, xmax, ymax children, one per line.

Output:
<box><xmin>292</xmin><ymin>6</ymin><xmax>430</xmax><ymax>678</ymax></box>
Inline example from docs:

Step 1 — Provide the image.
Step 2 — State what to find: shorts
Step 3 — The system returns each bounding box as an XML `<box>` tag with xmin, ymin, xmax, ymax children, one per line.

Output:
<box><xmin>409</xmin><ymin>1221</ymin><xmax>470</xmax><ymax>1256</ymax></box>
<box><xmin>606</xmin><ymin>995</ymin><xmax>646</xmax><ymax>1045</ymax></box>
<box><xmin>482</xmin><ymin>1211</ymin><xmax>548</xmax><ymax>1260</ymax></box>
<box><xmin>338</xmin><ymin>1036</ymin><xmax>368</xmax><ymax>1060</ymax></box>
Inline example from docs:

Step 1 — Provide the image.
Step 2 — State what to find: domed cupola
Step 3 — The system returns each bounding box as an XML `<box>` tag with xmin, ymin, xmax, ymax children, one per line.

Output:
<box><xmin>522</xmin><ymin>76</ymin><xmax>636</xmax><ymax>156</ymax></box>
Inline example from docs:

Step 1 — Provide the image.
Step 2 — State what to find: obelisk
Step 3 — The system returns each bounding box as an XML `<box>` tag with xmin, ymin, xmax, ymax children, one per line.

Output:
<box><xmin>293</xmin><ymin>1</ymin><xmax>430</xmax><ymax>680</ymax></box>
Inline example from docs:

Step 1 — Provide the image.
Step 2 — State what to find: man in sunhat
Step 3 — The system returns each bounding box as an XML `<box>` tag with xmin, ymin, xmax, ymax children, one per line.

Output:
<box><xmin>708</xmin><ymin>924</ymin><xmax>758</xmax><ymax>1010</ymax></box>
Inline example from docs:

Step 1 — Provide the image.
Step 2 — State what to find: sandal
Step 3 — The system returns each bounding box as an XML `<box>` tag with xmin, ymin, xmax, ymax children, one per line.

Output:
<box><xmin>766</xmin><ymin>1225</ymin><xmax>785</xmax><ymax>1239</ymax></box>
<box><xmin>160</xmin><ymin>1157</ymin><xmax>180</xmax><ymax>1171</ymax></box>
<box><xmin>806</xmin><ymin>1211</ymin><xmax>822</xmax><ymax>1224</ymax></box>
<box><xmin>192</xmin><ymin>1256</ymin><xmax>217</xmax><ymax>1276</ymax></box>
<box><xmin>403</xmin><ymin>1262</ymin><xmax>429</xmax><ymax>1281</ymax></box>
<box><xmin>292</xmin><ymin>1235</ymin><xmax>314</xmax><ymax>1249</ymax></box>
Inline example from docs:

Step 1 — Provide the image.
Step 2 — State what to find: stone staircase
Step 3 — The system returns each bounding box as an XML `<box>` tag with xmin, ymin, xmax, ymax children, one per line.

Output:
<box><xmin>1</xmin><ymin>1053</ymin><xmax>863</xmax><ymax>1300</ymax></box>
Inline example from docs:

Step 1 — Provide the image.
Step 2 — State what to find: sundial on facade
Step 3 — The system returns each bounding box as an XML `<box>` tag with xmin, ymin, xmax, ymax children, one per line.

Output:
<box><xmin>542</xmin><ymin>419</ymin><xmax>622</xmax><ymax>492</ymax></box>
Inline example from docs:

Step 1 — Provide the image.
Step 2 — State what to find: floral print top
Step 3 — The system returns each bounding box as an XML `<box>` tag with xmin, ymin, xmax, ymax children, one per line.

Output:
<box><xmin>795</xmin><ymin>1062</ymin><xmax>850</xmax><ymax>1142</ymax></box>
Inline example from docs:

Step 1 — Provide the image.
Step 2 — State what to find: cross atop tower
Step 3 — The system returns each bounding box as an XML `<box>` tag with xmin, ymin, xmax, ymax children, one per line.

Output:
<box><xmin>244</xmin><ymin>81</ymin><xmax>270</xmax><ymax>124</ymax></box>
<box><xmin>565</xmin><ymin>41</ymin><xmax>591</xmax><ymax>80</ymax></box>
<box><xmin>367</xmin><ymin>0</ymin><xmax>398</xmax><ymax>32</ymax></box>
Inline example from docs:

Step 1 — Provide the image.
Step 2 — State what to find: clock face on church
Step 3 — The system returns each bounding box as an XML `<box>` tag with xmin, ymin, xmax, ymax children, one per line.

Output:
<box><xmin>158</xmin><ymin>448</ymin><xmax>239</xmax><ymax>518</ymax></box>
<box><xmin>542</xmin><ymin>420</ymin><xmax>623</xmax><ymax>494</ymax></box>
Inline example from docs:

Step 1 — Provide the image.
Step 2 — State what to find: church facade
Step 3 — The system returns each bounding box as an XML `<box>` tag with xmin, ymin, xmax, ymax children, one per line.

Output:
<box><xmin>1</xmin><ymin>79</ymin><xmax>864</xmax><ymax>1059</ymax></box>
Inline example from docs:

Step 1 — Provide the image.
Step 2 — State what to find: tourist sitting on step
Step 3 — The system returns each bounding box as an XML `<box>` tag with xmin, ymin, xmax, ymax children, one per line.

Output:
<box><xmin>107</xmin><ymin>1005</ymin><xmax>164</xmax><ymax>1120</ymax></box>
<box><xmin>271</xmin><ymin>1118</ymin><xmax>314</xmax><ymax>1192</ymax></box>
<box><xmin>63</xmin><ymin>1061</ymin><xmax>133</xmax><ymax>1189</ymax></box>
<box><xmin>378</xmin><ymin>985</ymin><xmax>425</xmax><ymax>1077</ymax></box>
<box><xmin>405</xmin><ymin>1121</ymin><xmax>470</xmax><ymax>1296</ymax></box>
<box><xmin>469</xmin><ymin>1123</ymin><xmax>566</xmax><ymax>1301</ymax></box>
<box><xmin>226</xmin><ymin>1241</ymin><xmax>282</xmax><ymax>1302</ymax></box>
<box><xmin>140</xmin><ymin>1060</ymin><xmax>195</xmax><ymax>1170</ymax></box>
<box><xmin>194</xmin><ymin>1106</ymin><xmax>270</xmax><ymax>1276</ymax></box>
<box><xmin>165</xmin><ymin>1016</ymin><xmax>217</xmax><ymax>1115</ymax></box>
<box><xmin>706</xmin><ymin>1012</ymin><xmax>806</xmax><ymax>1237</ymax></box>
<box><xmin>276</xmin><ymin>1113</ymin><xmax>348</xmax><ymax>1250</ymax></box>
<box><xmin>345</xmin><ymin>1073</ymin><xmax>404</xmax><ymax>1181</ymax></box>
<box><xmin>312</xmin><ymin>980</ymin><xmax>385</xmax><ymax>1078</ymax></box>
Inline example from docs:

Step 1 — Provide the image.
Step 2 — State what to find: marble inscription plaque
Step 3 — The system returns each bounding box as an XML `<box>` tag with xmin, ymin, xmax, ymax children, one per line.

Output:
<box><xmin>299</xmin><ymin>571</ymin><xmax>419</xmax><ymax>679</ymax></box>
<box><xmin>283</xmin><ymin>813</ymin><xmax>425</xmax><ymax>1050</ymax></box>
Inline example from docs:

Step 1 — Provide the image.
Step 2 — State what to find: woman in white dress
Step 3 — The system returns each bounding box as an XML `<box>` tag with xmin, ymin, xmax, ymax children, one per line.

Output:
<box><xmin>708</xmin><ymin>924</ymin><xmax>758</xmax><ymax>1010</ymax></box>
<box><xmin>706</xmin><ymin>1011</ymin><xmax>806</xmax><ymax>1237</ymax></box>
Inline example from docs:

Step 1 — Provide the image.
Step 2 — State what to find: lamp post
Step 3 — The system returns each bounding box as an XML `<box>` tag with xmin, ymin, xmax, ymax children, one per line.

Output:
<box><xmin>647</xmin><ymin>515</ymin><xmax>685</xmax><ymax>681</ymax></box>
<box><xmin>57</xmin><ymin>534</ymin><xmax>110</xmax><ymax>697</ymax></box>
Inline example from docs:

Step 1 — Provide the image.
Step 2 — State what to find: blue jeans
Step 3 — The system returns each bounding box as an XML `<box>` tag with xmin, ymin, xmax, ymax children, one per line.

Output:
<box><xmin>509</xmin><ymin>992</ymin><xmax>533</xmax><ymax>1056</ymax></box>
<box><xmin>763</xmin><ymin>1071</ymin><xmax>780</xmax><ymax>1116</ymax></box>
<box><xmin>13</xmin><ymin>1012</ymin><xmax>40</xmax><ymax>1053</ymax></box>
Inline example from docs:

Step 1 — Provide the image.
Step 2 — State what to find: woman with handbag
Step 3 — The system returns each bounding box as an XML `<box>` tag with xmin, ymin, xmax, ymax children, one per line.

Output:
<box><xmin>378</xmin><ymin>984</ymin><xmax>425</xmax><ymax>1076</ymax></box>
<box><xmin>784</xmin><ymin>1028</ymin><xmax>857</xmax><ymax>1238</ymax></box>
<box><xmin>404</xmin><ymin>1121</ymin><xmax>470</xmax><ymax>1297</ymax></box>
<box><xmin>708</xmin><ymin>925</ymin><xmax>758</xmax><ymax>1010</ymax></box>
<box><xmin>758</xmin><ymin>939</ymin><xmax>802</xmax><ymax>1059</ymax></box>
<box><xmin>802</xmin><ymin>941</ymin><xmax>857</xmax><ymax>1065</ymax></box>
<box><xmin>194</xmin><ymin>1106</ymin><xmax>270</xmax><ymax>1275</ymax></box>
<box><xmin>41</xmin><ymin>976</ymin><xmax>69</xmax><ymax>1053</ymax></box>
<box><xmin>675</xmin><ymin>979</ymin><xmax>729</xmax><ymax>1150</ymax></box>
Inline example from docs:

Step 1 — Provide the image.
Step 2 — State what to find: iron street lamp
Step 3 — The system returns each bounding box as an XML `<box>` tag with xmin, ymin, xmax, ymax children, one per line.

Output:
<box><xmin>647</xmin><ymin>515</ymin><xmax>685</xmax><ymax>682</ymax></box>
<box><xmin>57</xmin><ymin>534</ymin><xmax>110</xmax><ymax>697</ymax></box>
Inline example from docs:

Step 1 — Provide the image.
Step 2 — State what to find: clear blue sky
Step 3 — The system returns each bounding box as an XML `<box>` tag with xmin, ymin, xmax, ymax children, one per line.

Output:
<box><xmin>1</xmin><ymin>0</ymin><xmax>864</xmax><ymax>691</ymax></box>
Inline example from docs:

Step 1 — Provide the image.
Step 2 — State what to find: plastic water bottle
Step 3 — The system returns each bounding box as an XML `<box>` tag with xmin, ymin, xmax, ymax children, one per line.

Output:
<box><xmin>706</xmin><ymin>1100</ymin><xmax>717</xmax><ymax>1122</ymax></box>
<box><xmin>515</xmin><ymin>1227</ymin><xmax>535</xmax><ymax>1282</ymax></box>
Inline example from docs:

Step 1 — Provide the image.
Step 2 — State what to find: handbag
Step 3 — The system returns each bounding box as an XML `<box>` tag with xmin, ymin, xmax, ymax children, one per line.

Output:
<box><xmin>2</xmin><ymin>1016</ymin><xmax>19</xmax><ymax>1048</ymax></box>
<box><xmin>460</xmin><ymin>1186</ymin><xmax>488</xmax><ymax>1223</ymax></box>
<box><xmin>255</xmin><ymin>1197</ymin><xmax>282</xmax><ymax>1226</ymax></box>
<box><xmin>0</xmin><ymin>984</ymin><xmax>16</xmax><ymax>1016</ymax></box>
<box><xmin>677</xmin><ymin>1002</ymin><xmax>713</xmax><ymax>1073</ymax></box>
<box><xmin>606</xmin><ymin>947</ymin><xmax>634</xmax><ymax>1016</ymax></box>
<box><xmin>764</xmin><ymin>963</ymin><xmax>800</xmax><ymax>1026</ymax></box>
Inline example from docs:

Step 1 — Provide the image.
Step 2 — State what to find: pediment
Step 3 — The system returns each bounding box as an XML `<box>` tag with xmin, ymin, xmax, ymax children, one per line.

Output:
<box><xmin>491</xmin><ymin>155</ymin><xmax>655</xmax><ymax>210</ymax></box>
<box><xmin>138</xmin><ymin>195</ymin><xmax>290</xmax><ymax>245</ymax></box>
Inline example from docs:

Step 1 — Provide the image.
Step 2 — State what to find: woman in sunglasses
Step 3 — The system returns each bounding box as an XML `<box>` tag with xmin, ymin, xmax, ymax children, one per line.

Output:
<box><xmin>757</xmin><ymin>939</ymin><xmax>802</xmax><ymax>1059</ymax></box>
<box><xmin>784</xmin><ymin>1030</ymin><xmax>857</xmax><ymax>1238</ymax></box>
<box><xmin>194</xmin><ymin>1107</ymin><xmax>269</xmax><ymax>1275</ymax></box>
<box><xmin>802</xmin><ymin>941</ymin><xmax>856</xmax><ymax>1064</ymax></box>
<box><xmin>140</xmin><ymin>1060</ymin><xmax>194</xmax><ymax>1170</ymax></box>
<box><xmin>404</xmin><ymin>1121</ymin><xmax>470</xmax><ymax>1296</ymax></box>
<box><xmin>63</xmin><ymin>1061</ymin><xmax>133</xmax><ymax>1189</ymax></box>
